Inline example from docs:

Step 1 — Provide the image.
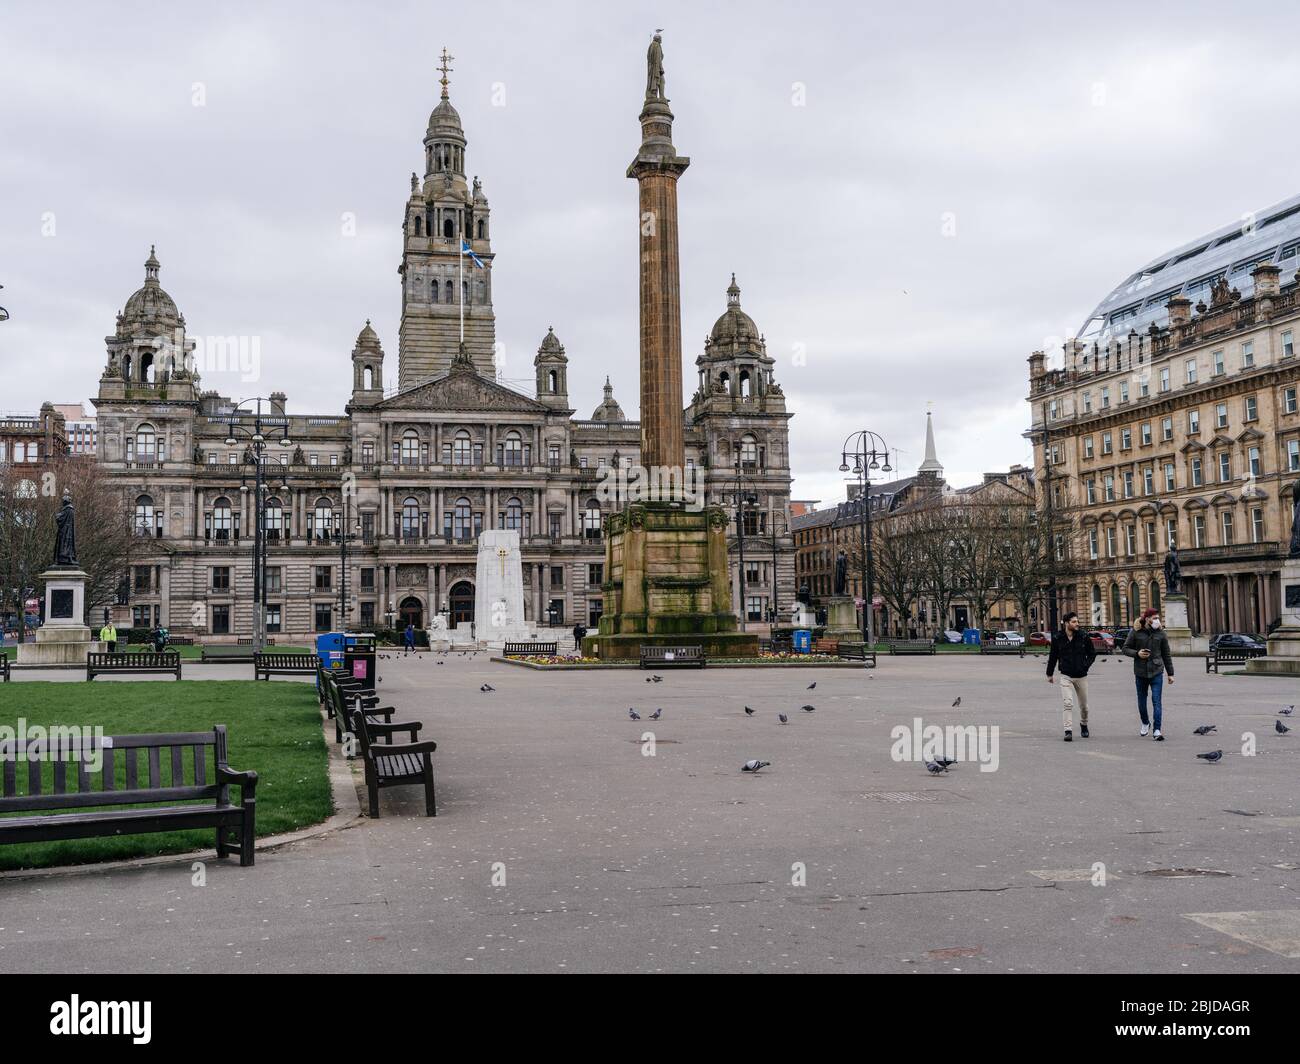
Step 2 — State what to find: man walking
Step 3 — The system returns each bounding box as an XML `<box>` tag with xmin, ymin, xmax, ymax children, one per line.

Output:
<box><xmin>1123</xmin><ymin>607</ymin><xmax>1174</xmax><ymax>740</ymax></box>
<box><xmin>403</xmin><ymin>622</ymin><xmax>416</xmax><ymax>653</ymax></box>
<box><xmin>1046</xmin><ymin>610</ymin><xmax>1097</xmax><ymax>742</ymax></box>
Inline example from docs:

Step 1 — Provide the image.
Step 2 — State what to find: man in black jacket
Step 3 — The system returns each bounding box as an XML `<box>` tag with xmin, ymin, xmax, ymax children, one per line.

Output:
<box><xmin>1046</xmin><ymin>610</ymin><xmax>1097</xmax><ymax>742</ymax></box>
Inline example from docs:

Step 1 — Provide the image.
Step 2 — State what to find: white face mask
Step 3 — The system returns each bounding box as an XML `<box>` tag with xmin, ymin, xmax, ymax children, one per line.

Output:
<box><xmin>1149</xmin><ymin>619</ymin><xmax>1161</xmax><ymax>629</ymax></box>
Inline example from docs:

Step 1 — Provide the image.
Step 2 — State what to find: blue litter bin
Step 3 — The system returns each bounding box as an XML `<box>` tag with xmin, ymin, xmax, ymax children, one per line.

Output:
<box><xmin>793</xmin><ymin>629</ymin><xmax>812</xmax><ymax>654</ymax></box>
<box><xmin>315</xmin><ymin>632</ymin><xmax>345</xmax><ymax>698</ymax></box>
<box><xmin>962</xmin><ymin>628</ymin><xmax>981</xmax><ymax>645</ymax></box>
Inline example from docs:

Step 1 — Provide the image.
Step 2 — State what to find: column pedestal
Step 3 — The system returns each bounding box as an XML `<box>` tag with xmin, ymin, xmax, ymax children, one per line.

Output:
<box><xmin>1161</xmin><ymin>593</ymin><xmax>1206</xmax><ymax>655</ymax></box>
<box><xmin>823</xmin><ymin>596</ymin><xmax>862</xmax><ymax>642</ymax></box>
<box><xmin>17</xmin><ymin>567</ymin><xmax>103</xmax><ymax>666</ymax></box>
<box><xmin>1246</xmin><ymin>559</ymin><xmax>1300</xmax><ymax>676</ymax></box>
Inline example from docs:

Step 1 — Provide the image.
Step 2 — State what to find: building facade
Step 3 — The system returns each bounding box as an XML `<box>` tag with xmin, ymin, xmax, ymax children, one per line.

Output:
<box><xmin>1027</xmin><ymin>195</ymin><xmax>1300</xmax><ymax>635</ymax></box>
<box><xmin>0</xmin><ymin>403</ymin><xmax>68</xmax><ymax>467</ymax></box>
<box><xmin>90</xmin><ymin>70</ymin><xmax>795</xmax><ymax>640</ymax></box>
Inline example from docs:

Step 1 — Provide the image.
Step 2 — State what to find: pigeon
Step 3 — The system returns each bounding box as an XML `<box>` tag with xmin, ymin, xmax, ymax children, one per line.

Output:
<box><xmin>1282</xmin><ymin>705</ymin><xmax>1295</xmax><ymax>716</ymax></box>
<box><xmin>741</xmin><ymin>759</ymin><xmax>770</xmax><ymax>773</ymax></box>
<box><xmin>951</xmin><ymin>697</ymin><xmax>961</xmax><ymax>707</ymax></box>
<box><xmin>1196</xmin><ymin>749</ymin><xmax>1223</xmax><ymax>763</ymax></box>
<box><xmin>650</xmin><ymin>708</ymin><xmax>662</xmax><ymax>720</ymax></box>
<box><xmin>1277</xmin><ymin>720</ymin><xmax>1291</xmax><ymax>734</ymax></box>
<box><xmin>925</xmin><ymin>760</ymin><xmax>948</xmax><ymax>774</ymax></box>
<box><xmin>744</xmin><ymin>706</ymin><xmax>755</xmax><ymax>716</ymax></box>
<box><xmin>1193</xmin><ymin>725</ymin><xmax>1217</xmax><ymax>736</ymax></box>
<box><xmin>778</xmin><ymin>713</ymin><xmax>788</xmax><ymax>724</ymax></box>
<box><xmin>801</xmin><ymin>704</ymin><xmax>815</xmax><ymax>713</ymax></box>
<box><xmin>807</xmin><ymin>682</ymin><xmax>817</xmax><ymax>690</ymax></box>
<box><xmin>480</xmin><ymin>684</ymin><xmax>495</xmax><ymax>692</ymax></box>
<box><xmin>629</xmin><ymin>708</ymin><xmax>641</xmax><ymax>721</ymax></box>
<box><xmin>935</xmin><ymin>757</ymin><xmax>957</xmax><ymax>769</ymax></box>
<box><xmin>651</xmin><ymin>675</ymin><xmax>663</xmax><ymax>683</ymax></box>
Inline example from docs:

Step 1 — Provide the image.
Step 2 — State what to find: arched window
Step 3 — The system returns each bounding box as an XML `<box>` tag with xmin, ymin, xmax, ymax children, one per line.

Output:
<box><xmin>444</xmin><ymin>280</ymin><xmax>454</xmax><ymax>303</ymax></box>
<box><xmin>503</xmin><ymin>496</ymin><xmax>523</xmax><ymax>531</ymax></box>
<box><xmin>739</xmin><ymin>370</ymin><xmax>752</xmax><ymax>399</ymax></box>
<box><xmin>312</xmin><ymin>498</ymin><xmax>334</xmax><ymax>542</ymax></box>
<box><xmin>1091</xmin><ymin>584</ymin><xmax>1102</xmax><ymax>626</ymax></box>
<box><xmin>401</xmin><ymin>430</ymin><xmax>421</xmax><ymax>465</ymax></box>
<box><xmin>130</xmin><ymin>423</ymin><xmax>156</xmax><ymax>463</ymax></box>
<box><xmin>140</xmin><ymin>352</ymin><xmax>155</xmax><ymax>384</ymax></box>
<box><xmin>443</xmin><ymin>217</ymin><xmax>454</xmax><ymax>240</ymax></box>
<box><xmin>462</xmin><ymin>280</ymin><xmax>469</xmax><ymax>305</ymax></box>
<box><xmin>264</xmin><ymin>497</ymin><xmax>283</xmax><ymax>541</ymax></box>
<box><xmin>363</xmin><ymin>365</ymin><xmax>373</xmax><ymax>389</ymax></box>
<box><xmin>740</xmin><ymin>435</ymin><xmax>758</xmax><ymax>470</ymax></box>
<box><xmin>548</xmin><ymin>370</ymin><xmax>558</xmax><ymax>393</ymax></box>
<box><xmin>133</xmin><ymin>494</ymin><xmax>156</xmax><ymax>537</ymax></box>
<box><xmin>1128</xmin><ymin>581</ymin><xmax>1140</xmax><ymax>622</ymax></box>
<box><xmin>212</xmin><ymin>496</ymin><xmax>233</xmax><ymax>542</ymax></box>
<box><xmin>402</xmin><ymin>496</ymin><xmax>421</xmax><ymax>541</ymax></box>
<box><xmin>453</xmin><ymin>431</ymin><xmax>472</xmax><ymax>467</ymax></box>
<box><xmin>719</xmin><ymin>371</ymin><xmax>731</xmax><ymax>394</ymax></box>
<box><xmin>453</xmin><ymin>497</ymin><xmax>473</xmax><ymax>541</ymax></box>
<box><xmin>1149</xmin><ymin>580</ymin><xmax>1161</xmax><ymax>612</ymax></box>
<box><xmin>430</xmin><ymin>279</ymin><xmax>439</xmax><ymax>303</ymax></box>
<box><xmin>502</xmin><ymin>433</ymin><xmax>522</xmax><ymax>467</ymax></box>
<box><xmin>414</xmin><ymin>216</ymin><xmax>422</xmax><ymax>237</ymax></box>
<box><xmin>582</xmin><ymin>498</ymin><xmax>602</xmax><ymax>540</ymax></box>
<box><xmin>476</xmin><ymin>219</ymin><xmax>485</xmax><ymax>239</ymax></box>
<box><xmin>1109</xmin><ymin>583</ymin><xmax>1121</xmax><ymax>628</ymax></box>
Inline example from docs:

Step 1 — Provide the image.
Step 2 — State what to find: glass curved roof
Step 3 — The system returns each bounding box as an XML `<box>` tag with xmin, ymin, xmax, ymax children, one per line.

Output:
<box><xmin>1078</xmin><ymin>192</ymin><xmax>1300</xmax><ymax>343</ymax></box>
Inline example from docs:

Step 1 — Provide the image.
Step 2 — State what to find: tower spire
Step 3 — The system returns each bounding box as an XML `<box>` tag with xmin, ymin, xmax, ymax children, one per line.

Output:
<box><xmin>438</xmin><ymin>47</ymin><xmax>454</xmax><ymax>99</ymax></box>
<box><xmin>918</xmin><ymin>410</ymin><xmax>944</xmax><ymax>476</ymax></box>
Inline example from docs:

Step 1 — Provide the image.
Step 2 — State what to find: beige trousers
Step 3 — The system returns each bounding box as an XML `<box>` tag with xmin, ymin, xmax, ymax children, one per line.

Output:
<box><xmin>1060</xmin><ymin>674</ymin><xmax>1089</xmax><ymax>730</ymax></box>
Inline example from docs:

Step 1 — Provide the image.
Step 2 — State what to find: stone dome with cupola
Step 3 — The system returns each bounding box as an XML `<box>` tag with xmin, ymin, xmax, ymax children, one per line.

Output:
<box><xmin>708</xmin><ymin>274</ymin><xmax>761</xmax><ymax>348</ymax></box>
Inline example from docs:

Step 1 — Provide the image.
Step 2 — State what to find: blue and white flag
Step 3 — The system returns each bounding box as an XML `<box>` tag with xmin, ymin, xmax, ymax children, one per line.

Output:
<box><xmin>461</xmin><ymin>240</ymin><xmax>485</xmax><ymax>268</ymax></box>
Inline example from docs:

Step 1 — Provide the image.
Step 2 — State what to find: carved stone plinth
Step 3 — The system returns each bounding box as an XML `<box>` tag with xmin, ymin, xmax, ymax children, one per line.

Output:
<box><xmin>1247</xmin><ymin>559</ymin><xmax>1300</xmax><ymax>676</ymax></box>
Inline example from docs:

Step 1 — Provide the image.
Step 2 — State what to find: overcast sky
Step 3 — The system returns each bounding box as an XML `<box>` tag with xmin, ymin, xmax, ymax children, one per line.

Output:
<box><xmin>3</xmin><ymin>1</ymin><xmax>1300</xmax><ymax>503</ymax></box>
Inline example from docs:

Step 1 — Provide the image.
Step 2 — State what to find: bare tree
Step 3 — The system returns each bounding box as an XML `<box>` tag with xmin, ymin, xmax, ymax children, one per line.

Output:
<box><xmin>911</xmin><ymin>500</ymin><xmax>961</xmax><ymax>633</ymax></box>
<box><xmin>995</xmin><ymin>502</ymin><xmax>1049</xmax><ymax>631</ymax></box>
<box><xmin>948</xmin><ymin>502</ymin><xmax>1002</xmax><ymax>632</ymax></box>
<box><xmin>865</xmin><ymin>508</ymin><xmax>925</xmax><ymax>638</ymax></box>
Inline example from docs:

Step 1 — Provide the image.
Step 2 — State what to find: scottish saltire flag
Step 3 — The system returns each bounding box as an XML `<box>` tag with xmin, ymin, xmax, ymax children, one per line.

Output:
<box><xmin>461</xmin><ymin>240</ymin><xmax>485</xmax><ymax>268</ymax></box>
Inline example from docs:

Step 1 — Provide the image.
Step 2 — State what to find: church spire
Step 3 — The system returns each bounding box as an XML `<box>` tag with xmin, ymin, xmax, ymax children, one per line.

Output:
<box><xmin>918</xmin><ymin>410</ymin><xmax>944</xmax><ymax>476</ymax></box>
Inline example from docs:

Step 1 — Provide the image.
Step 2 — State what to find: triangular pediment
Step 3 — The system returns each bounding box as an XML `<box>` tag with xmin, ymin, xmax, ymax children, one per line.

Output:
<box><xmin>380</xmin><ymin>367</ymin><xmax>545</xmax><ymax>413</ymax></box>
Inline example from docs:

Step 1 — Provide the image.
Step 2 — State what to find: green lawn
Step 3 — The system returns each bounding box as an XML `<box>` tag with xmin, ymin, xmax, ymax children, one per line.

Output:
<box><xmin>121</xmin><ymin>643</ymin><xmax>310</xmax><ymax>660</ymax></box>
<box><xmin>0</xmin><ymin>680</ymin><xmax>332</xmax><ymax>871</ymax></box>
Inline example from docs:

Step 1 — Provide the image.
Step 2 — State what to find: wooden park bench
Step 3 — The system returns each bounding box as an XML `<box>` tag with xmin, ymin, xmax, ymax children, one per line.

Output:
<box><xmin>639</xmin><ymin>645</ymin><xmax>706</xmax><ymax>669</ymax></box>
<box><xmin>86</xmin><ymin>651</ymin><xmax>182</xmax><ymax>681</ymax></box>
<box><xmin>502</xmin><ymin>641</ymin><xmax>558</xmax><ymax>657</ymax></box>
<box><xmin>236</xmin><ymin>637</ymin><xmax>276</xmax><ymax>646</ymax></box>
<box><xmin>345</xmin><ymin>703</ymin><xmax>437</xmax><ymax>818</ymax></box>
<box><xmin>887</xmin><ymin>639</ymin><xmax>936</xmax><ymax>656</ymax></box>
<box><xmin>1</xmin><ymin>655</ymin><xmax>9</xmax><ymax>683</ymax></box>
<box><xmin>254</xmin><ymin>652</ymin><xmax>321</xmax><ymax>681</ymax></box>
<box><xmin>201</xmin><ymin>645</ymin><xmax>253</xmax><ymax>664</ymax></box>
<box><xmin>980</xmin><ymin>641</ymin><xmax>1026</xmax><ymax>657</ymax></box>
<box><xmin>323</xmin><ymin>673</ymin><xmax>395</xmax><ymax>744</ymax></box>
<box><xmin>1205</xmin><ymin>646</ymin><xmax>1257</xmax><ymax>673</ymax></box>
<box><xmin>836</xmin><ymin>642</ymin><xmax>877</xmax><ymax>666</ymax></box>
<box><xmin>0</xmin><ymin>724</ymin><xmax>258</xmax><ymax>866</ymax></box>
<box><xmin>812</xmin><ymin>638</ymin><xmax>839</xmax><ymax>655</ymax></box>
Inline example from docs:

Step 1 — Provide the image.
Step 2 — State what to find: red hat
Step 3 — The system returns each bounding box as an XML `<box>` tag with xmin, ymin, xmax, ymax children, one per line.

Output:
<box><xmin>1141</xmin><ymin>607</ymin><xmax>1158</xmax><ymax>620</ymax></box>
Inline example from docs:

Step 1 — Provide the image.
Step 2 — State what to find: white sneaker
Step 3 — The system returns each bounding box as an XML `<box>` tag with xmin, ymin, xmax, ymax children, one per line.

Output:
<box><xmin>1140</xmin><ymin>723</ymin><xmax>1150</xmax><ymax>736</ymax></box>
<box><xmin>1153</xmin><ymin>729</ymin><xmax>1163</xmax><ymax>741</ymax></box>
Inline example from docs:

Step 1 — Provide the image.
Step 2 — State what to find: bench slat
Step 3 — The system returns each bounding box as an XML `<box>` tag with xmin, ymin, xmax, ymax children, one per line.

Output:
<box><xmin>126</xmin><ymin>748</ymin><xmax>138</xmax><ymax>791</ymax></box>
<box><xmin>0</xmin><ymin>784</ymin><xmax>224</xmax><ymax>814</ymax></box>
<box><xmin>4</xmin><ymin>757</ymin><xmax>15</xmax><ymax>798</ymax></box>
<box><xmin>28</xmin><ymin>759</ymin><xmax>41</xmax><ymax>796</ymax></box>
<box><xmin>171</xmin><ymin>746</ymin><xmax>184</xmax><ymax>787</ymax></box>
<box><xmin>148</xmin><ymin>747</ymin><xmax>161</xmax><ymax>789</ymax></box>
<box><xmin>194</xmin><ymin>745</ymin><xmax>206</xmax><ymax>786</ymax></box>
<box><xmin>53</xmin><ymin>760</ymin><xmax>67</xmax><ymax>794</ymax></box>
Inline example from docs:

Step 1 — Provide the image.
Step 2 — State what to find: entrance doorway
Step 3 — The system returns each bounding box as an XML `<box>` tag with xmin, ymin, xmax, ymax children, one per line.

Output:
<box><xmin>449</xmin><ymin>581</ymin><xmax>475</xmax><ymax>627</ymax></box>
<box><xmin>398</xmin><ymin>596</ymin><xmax>423</xmax><ymax>629</ymax></box>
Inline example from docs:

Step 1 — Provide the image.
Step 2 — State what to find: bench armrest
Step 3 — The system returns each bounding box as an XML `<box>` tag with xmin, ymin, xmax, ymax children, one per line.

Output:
<box><xmin>216</xmin><ymin>766</ymin><xmax>259</xmax><ymax>796</ymax></box>
<box><xmin>367</xmin><ymin>719</ymin><xmax>422</xmax><ymax>738</ymax></box>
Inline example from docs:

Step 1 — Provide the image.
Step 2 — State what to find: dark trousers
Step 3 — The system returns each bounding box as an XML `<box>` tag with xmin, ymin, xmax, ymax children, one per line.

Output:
<box><xmin>106</xmin><ymin>641</ymin><xmax>117</xmax><ymax>653</ymax></box>
<box><xmin>1135</xmin><ymin>673</ymin><xmax>1165</xmax><ymax>731</ymax></box>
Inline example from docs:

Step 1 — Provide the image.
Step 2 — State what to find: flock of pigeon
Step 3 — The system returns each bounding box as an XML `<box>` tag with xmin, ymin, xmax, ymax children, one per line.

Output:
<box><xmin>1194</xmin><ymin>703</ymin><xmax>1291</xmax><ymax>763</ymax></box>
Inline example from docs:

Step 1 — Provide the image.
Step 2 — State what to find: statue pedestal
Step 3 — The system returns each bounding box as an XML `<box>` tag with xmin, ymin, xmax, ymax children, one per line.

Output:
<box><xmin>18</xmin><ymin>567</ymin><xmax>102</xmax><ymax>666</ymax></box>
<box><xmin>1247</xmin><ymin>558</ymin><xmax>1300</xmax><ymax>676</ymax></box>
<box><xmin>823</xmin><ymin>596</ymin><xmax>862</xmax><ymax>642</ymax></box>
<box><xmin>1161</xmin><ymin>593</ymin><xmax>1205</xmax><ymax>656</ymax></box>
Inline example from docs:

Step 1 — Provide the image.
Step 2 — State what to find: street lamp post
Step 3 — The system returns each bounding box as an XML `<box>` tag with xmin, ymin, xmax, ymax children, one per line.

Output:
<box><xmin>225</xmin><ymin>398</ymin><xmax>291</xmax><ymax>654</ymax></box>
<box><xmin>840</xmin><ymin>431</ymin><xmax>892</xmax><ymax>646</ymax></box>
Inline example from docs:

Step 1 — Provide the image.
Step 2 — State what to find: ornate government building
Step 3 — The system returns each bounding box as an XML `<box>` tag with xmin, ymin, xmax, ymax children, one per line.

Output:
<box><xmin>92</xmin><ymin>62</ymin><xmax>795</xmax><ymax>639</ymax></box>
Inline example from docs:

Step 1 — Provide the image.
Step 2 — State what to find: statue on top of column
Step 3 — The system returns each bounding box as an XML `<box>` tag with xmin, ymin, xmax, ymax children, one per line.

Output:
<box><xmin>645</xmin><ymin>32</ymin><xmax>666</xmax><ymax>100</ymax></box>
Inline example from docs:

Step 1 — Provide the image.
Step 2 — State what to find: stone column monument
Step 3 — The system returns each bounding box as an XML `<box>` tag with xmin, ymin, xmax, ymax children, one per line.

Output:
<box><xmin>1248</xmin><ymin>483</ymin><xmax>1300</xmax><ymax>676</ymax></box>
<box><xmin>18</xmin><ymin>491</ymin><xmax>102</xmax><ymax>666</ymax></box>
<box><xmin>590</xmin><ymin>34</ymin><xmax>757</xmax><ymax>660</ymax></box>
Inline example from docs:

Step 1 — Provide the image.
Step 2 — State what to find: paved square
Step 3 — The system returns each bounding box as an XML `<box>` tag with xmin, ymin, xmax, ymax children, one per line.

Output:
<box><xmin>2</xmin><ymin>654</ymin><xmax>1298</xmax><ymax>973</ymax></box>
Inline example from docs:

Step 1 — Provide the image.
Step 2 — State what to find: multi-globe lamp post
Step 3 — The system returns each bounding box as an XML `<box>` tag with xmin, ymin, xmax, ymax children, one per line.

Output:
<box><xmin>839</xmin><ymin>430</ymin><xmax>892</xmax><ymax>646</ymax></box>
<box><xmin>224</xmin><ymin>398</ymin><xmax>291</xmax><ymax>653</ymax></box>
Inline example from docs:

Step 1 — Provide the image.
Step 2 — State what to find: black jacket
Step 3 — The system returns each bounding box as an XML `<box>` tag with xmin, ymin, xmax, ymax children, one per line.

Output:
<box><xmin>1123</xmin><ymin>625</ymin><xmax>1174</xmax><ymax>678</ymax></box>
<box><xmin>1047</xmin><ymin>629</ymin><xmax>1096</xmax><ymax>679</ymax></box>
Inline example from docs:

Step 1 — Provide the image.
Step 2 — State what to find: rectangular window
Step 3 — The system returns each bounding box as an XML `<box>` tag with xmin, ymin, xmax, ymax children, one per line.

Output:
<box><xmin>1121</xmin><ymin>427</ymin><xmax>1132</xmax><ymax>450</ymax></box>
<box><xmin>1123</xmin><ymin>471</ymin><xmax>1134</xmax><ymax>498</ymax></box>
<box><xmin>1161</xmin><ymin>416</ymin><xmax>1173</xmax><ymax>441</ymax></box>
<box><xmin>1252</xmin><ymin>507</ymin><xmax>1264</xmax><ymax>543</ymax></box>
<box><xmin>1212</xmin><ymin>350</ymin><xmax>1224</xmax><ymax>376</ymax></box>
<box><xmin>1082</xmin><ymin>391</ymin><xmax>1092</xmax><ymax>413</ymax></box>
<box><xmin>1221</xmin><ymin>511</ymin><xmax>1234</xmax><ymax>545</ymax></box>
<box><xmin>359</xmin><ymin>602</ymin><xmax>375</xmax><ymax>627</ymax></box>
<box><xmin>1119</xmin><ymin>380</ymin><xmax>1129</xmax><ymax>403</ymax></box>
<box><xmin>1215</xmin><ymin>402</ymin><xmax>1228</xmax><ymax>428</ymax></box>
<box><xmin>1125</xmin><ymin>524</ymin><xmax>1136</xmax><ymax>556</ymax></box>
<box><xmin>1145</xmin><ymin>522</ymin><xmax>1157</xmax><ymax>554</ymax></box>
<box><xmin>315</xmin><ymin>565</ymin><xmax>331</xmax><ymax>590</ymax></box>
<box><xmin>330</xmin><ymin>454</ymin><xmax>338</xmax><ymax>466</ymax></box>
<box><xmin>1159</xmin><ymin>367</ymin><xmax>1170</xmax><ymax>392</ymax></box>
<box><xmin>1086</xmin><ymin>479</ymin><xmax>1096</xmax><ymax>505</ymax></box>
<box><xmin>1143</xmin><ymin>467</ymin><xmax>1153</xmax><ymax>495</ymax></box>
<box><xmin>1101</xmin><ymin>386</ymin><xmax>1110</xmax><ymax>409</ymax></box>
<box><xmin>1102</xmin><ymin>432</ymin><xmax>1113</xmax><ymax>455</ymax></box>
<box><xmin>1164</xmin><ymin>462</ymin><xmax>1176</xmax><ymax>492</ymax></box>
<box><xmin>1191</xmin><ymin>458</ymin><xmax>1203</xmax><ymax>487</ymax></box>
<box><xmin>1167</xmin><ymin>518</ymin><xmax>1178</xmax><ymax>550</ymax></box>
<box><xmin>212</xmin><ymin>566</ymin><xmax>230</xmax><ymax>590</ymax></box>
<box><xmin>1249</xmin><ymin>446</ymin><xmax>1261</xmax><ymax>477</ymax></box>
<box><xmin>1185</xmin><ymin>358</ymin><xmax>1198</xmax><ymax>384</ymax></box>
<box><xmin>1193</xmin><ymin>515</ymin><xmax>1206</xmax><ymax>547</ymax></box>
<box><xmin>314</xmin><ymin>604</ymin><xmax>332</xmax><ymax>632</ymax></box>
<box><xmin>1104</xmin><ymin>475</ymin><xmax>1115</xmax><ymax>502</ymax></box>
<box><xmin>1288</xmin><ymin>439</ymin><xmax>1300</xmax><ymax>472</ymax></box>
<box><xmin>1083</xmin><ymin>437</ymin><xmax>1094</xmax><ymax>459</ymax></box>
<box><xmin>309</xmin><ymin>453</ymin><xmax>318</xmax><ymax>466</ymax></box>
<box><xmin>550</xmin><ymin>567</ymin><xmax>565</xmax><ymax>589</ymax></box>
<box><xmin>211</xmin><ymin>604</ymin><xmax>230</xmax><ymax>635</ymax></box>
<box><xmin>1188</xmin><ymin>409</ymin><xmax>1200</xmax><ymax>434</ymax></box>
<box><xmin>1218</xmin><ymin>452</ymin><xmax>1231</xmax><ymax>482</ymax></box>
<box><xmin>1140</xmin><ymin>423</ymin><xmax>1151</xmax><ymax>446</ymax></box>
<box><xmin>360</xmin><ymin>567</ymin><xmax>375</xmax><ymax>590</ymax></box>
<box><xmin>1285</xmin><ymin>386</ymin><xmax>1297</xmax><ymax>414</ymax></box>
<box><xmin>1245</xmin><ymin>395</ymin><xmax>1257</xmax><ymax>421</ymax></box>
<box><xmin>265</xmin><ymin>567</ymin><xmax>282</xmax><ymax>594</ymax></box>
<box><xmin>266</xmin><ymin>605</ymin><xmax>282</xmax><ymax>634</ymax></box>
<box><xmin>1088</xmin><ymin>529</ymin><xmax>1098</xmax><ymax>560</ymax></box>
<box><xmin>1283</xmin><ymin>330</ymin><xmax>1295</xmax><ymax>358</ymax></box>
<box><xmin>588</xmin><ymin>563</ymin><xmax>603</xmax><ymax>586</ymax></box>
<box><xmin>1105</xmin><ymin>527</ymin><xmax>1116</xmax><ymax>558</ymax></box>
<box><xmin>1139</xmin><ymin>375</ymin><xmax>1150</xmax><ymax>398</ymax></box>
<box><xmin>1241</xmin><ymin>341</ymin><xmax>1254</xmax><ymax>368</ymax></box>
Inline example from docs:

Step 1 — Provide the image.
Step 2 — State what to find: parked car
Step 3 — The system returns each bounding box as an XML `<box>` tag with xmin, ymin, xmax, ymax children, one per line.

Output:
<box><xmin>938</xmin><ymin>629</ymin><xmax>964</xmax><ymax>644</ymax></box>
<box><xmin>1085</xmin><ymin>630</ymin><xmax>1115</xmax><ymax>654</ymax></box>
<box><xmin>1112</xmin><ymin>626</ymin><xmax>1133</xmax><ymax>649</ymax></box>
<box><xmin>1209</xmin><ymin>632</ymin><xmax>1267</xmax><ymax>656</ymax></box>
<box><xmin>994</xmin><ymin>630</ymin><xmax>1025</xmax><ymax>646</ymax></box>
<box><xmin>1028</xmin><ymin>631</ymin><xmax>1051</xmax><ymax>646</ymax></box>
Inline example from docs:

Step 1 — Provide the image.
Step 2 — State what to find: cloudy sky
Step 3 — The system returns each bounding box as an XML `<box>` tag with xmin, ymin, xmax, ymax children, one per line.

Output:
<box><xmin>3</xmin><ymin>0</ymin><xmax>1300</xmax><ymax>503</ymax></box>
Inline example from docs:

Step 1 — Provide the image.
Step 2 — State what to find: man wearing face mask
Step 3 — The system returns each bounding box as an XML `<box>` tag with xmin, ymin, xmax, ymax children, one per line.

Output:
<box><xmin>1122</xmin><ymin>607</ymin><xmax>1174</xmax><ymax>740</ymax></box>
